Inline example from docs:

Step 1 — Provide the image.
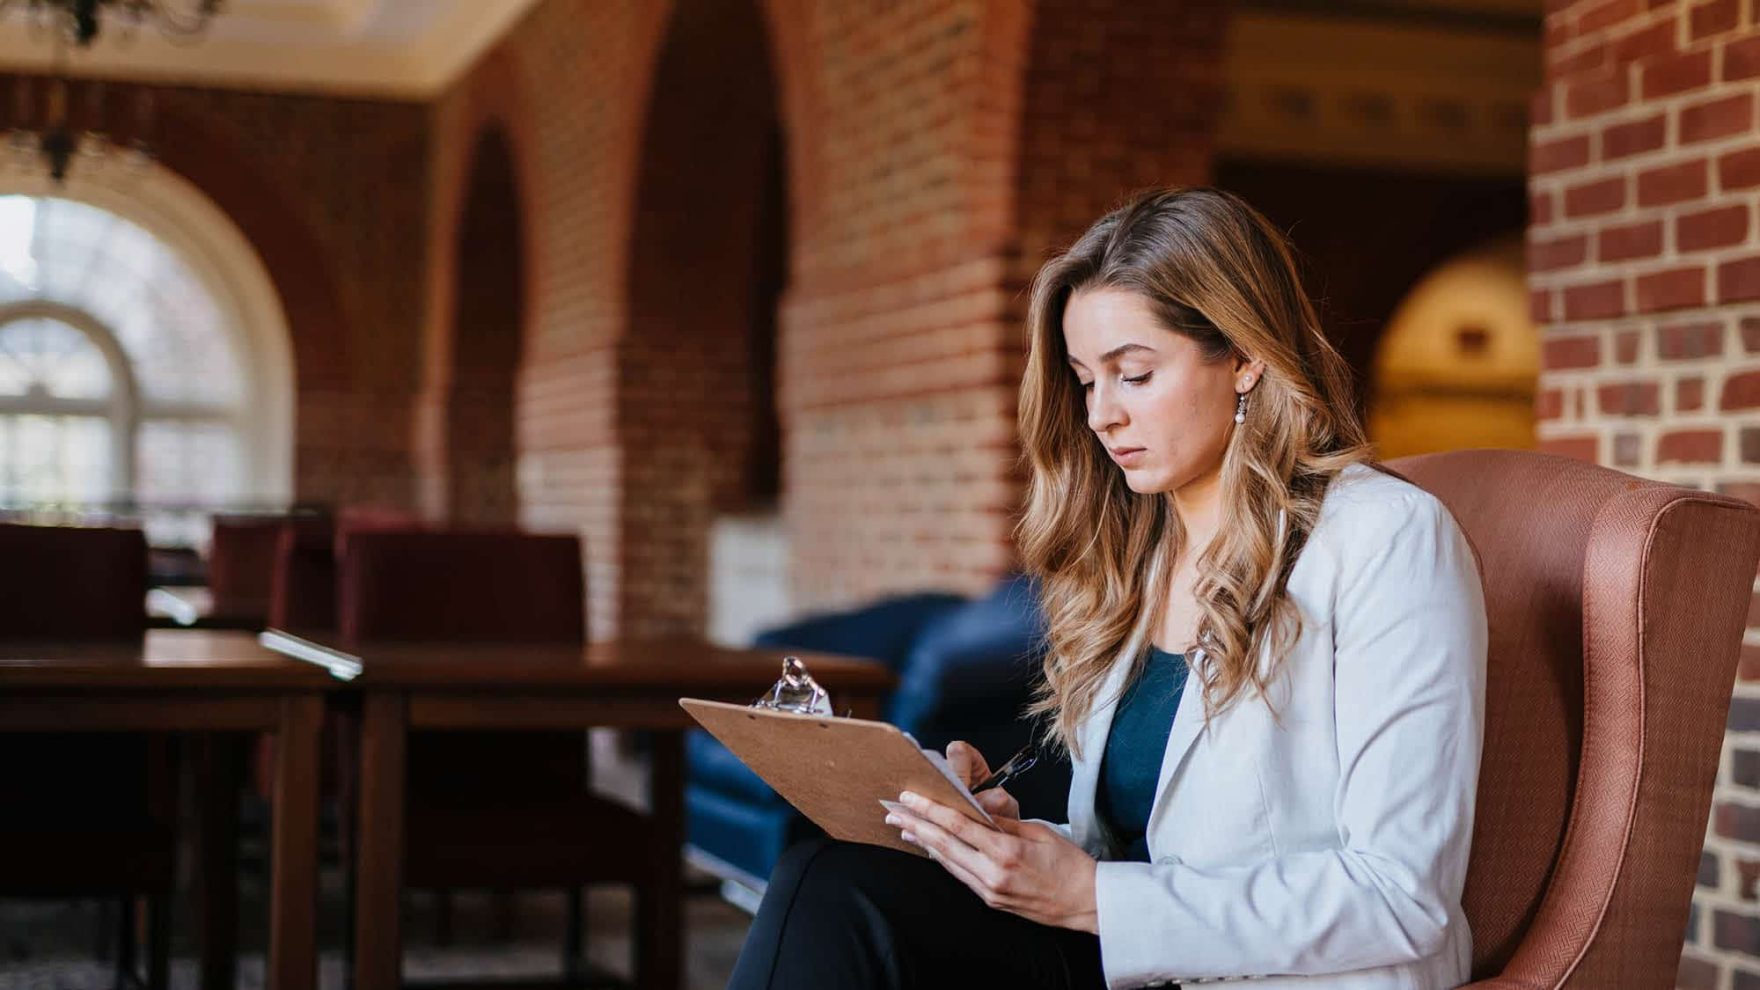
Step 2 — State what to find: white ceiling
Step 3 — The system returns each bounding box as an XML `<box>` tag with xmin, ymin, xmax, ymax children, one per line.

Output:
<box><xmin>0</xmin><ymin>0</ymin><xmax>543</xmax><ymax>98</ymax></box>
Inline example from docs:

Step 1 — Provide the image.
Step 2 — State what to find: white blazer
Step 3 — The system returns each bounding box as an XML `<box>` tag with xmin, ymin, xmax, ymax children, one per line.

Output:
<box><xmin>1044</xmin><ymin>462</ymin><xmax>1488</xmax><ymax>990</ymax></box>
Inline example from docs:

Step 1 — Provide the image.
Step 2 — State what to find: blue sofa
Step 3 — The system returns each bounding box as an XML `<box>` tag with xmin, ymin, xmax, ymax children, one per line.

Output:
<box><xmin>685</xmin><ymin>573</ymin><xmax>1071</xmax><ymax>889</ymax></box>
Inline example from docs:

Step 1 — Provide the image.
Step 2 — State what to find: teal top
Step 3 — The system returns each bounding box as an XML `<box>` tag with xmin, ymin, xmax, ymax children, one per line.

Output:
<box><xmin>1094</xmin><ymin>644</ymin><xmax>1189</xmax><ymax>862</ymax></box>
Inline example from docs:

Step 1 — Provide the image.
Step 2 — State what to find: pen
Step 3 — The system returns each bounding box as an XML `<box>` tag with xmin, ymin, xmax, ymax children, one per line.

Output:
<box><xmin>971</xmin><ymin>745</ymin><xmax>1038</xmax><ymax>794</ymax></box>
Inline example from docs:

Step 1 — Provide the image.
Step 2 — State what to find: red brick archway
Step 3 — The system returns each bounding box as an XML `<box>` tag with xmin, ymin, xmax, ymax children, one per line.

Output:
<box><xmin>147</xmin><ymin>103</ymin><xmax>369</xmax><ymax>505</ymax></box>
<box><xmin>445</xmin><ymin>0</ymin><xmax>1238</xmax><ymax>633</ymax></box>
<box><xmin>420</xmin><ymin>124</ymin><xmax>527</xmax><ymax>525</ymax></box>
<box><xmin>420</xmin><ymin>40</ymin><xmax>540</xmax><ymax>526</ymax></box>
<box><xmin>618</xmin><ymin>0</ymin><xmax>789</xmax><ymax>635</ymax></box>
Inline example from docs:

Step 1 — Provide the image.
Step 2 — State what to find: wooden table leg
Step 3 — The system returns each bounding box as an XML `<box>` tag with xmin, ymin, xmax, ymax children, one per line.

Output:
<box><xmin>636</xmin><ymin>730</ymin><xmax>685</xmax><ymax>990</ymax></box>
<box><xmin>194</xmin><ymin>734</ymin><xmax>240</xmax><ymax>990</ymax></box>
<box><xmin>268</xmin><ymin>696</ymin><xmax>322</xmax><ymax>990</ymax></box>
<box><xmin>353</xmin><ymin>693</ymin><xmax>407</xmax><ymax>990</ymax></box>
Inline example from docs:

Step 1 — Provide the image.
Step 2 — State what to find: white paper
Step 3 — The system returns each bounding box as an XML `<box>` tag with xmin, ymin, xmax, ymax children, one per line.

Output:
<box><xmin>258</xmin><ymin>628</ymin><xmax>363</xmax><ymax>681</ymax></box>
<box><xmin>885</xmin><ymin>732</ymin><xmax>996</xmax><ymax>827</ymax></box>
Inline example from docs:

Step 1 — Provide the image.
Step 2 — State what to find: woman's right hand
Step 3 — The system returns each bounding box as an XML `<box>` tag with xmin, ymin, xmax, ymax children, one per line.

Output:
<box><xmin>946</xmin><ymin>740</ymin><xmax>1021</xmax><ymax>821</ymax></box>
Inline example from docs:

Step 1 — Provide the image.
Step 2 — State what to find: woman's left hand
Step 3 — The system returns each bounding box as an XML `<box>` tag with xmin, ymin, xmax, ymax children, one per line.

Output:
<box><xmin>884</xmin><ymin>790</ymin><xmax>1099</xmax><ymax>933</ymax></box>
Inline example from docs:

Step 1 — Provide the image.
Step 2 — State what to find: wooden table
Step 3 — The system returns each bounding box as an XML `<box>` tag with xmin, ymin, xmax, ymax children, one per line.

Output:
<box><xmin>342</xmin><ymin>637</ymin><xmax>896</xmax><ymax>990</ymax></box>
<box><xmin>0</xmin><ymin>629</ymin><xmax>335</xmax><ymax>990</ymax></box>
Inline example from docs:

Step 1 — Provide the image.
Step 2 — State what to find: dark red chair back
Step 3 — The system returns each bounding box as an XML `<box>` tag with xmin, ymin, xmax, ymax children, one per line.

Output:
<box><xmin>0</xmin><ymin>522</ymin><xmax>146</xmax><ymax>639</ymax></box>
<box><xmin>0</xmin><ymin>522</ymin><xmax>168</xmax><ymax>917</ymax></box>
<box><xmin>338</xmin><ymin>528</ymin><xmax>585</xmax><ymax>644</ymax></box>
<box><xmin>268</xmin><ymin>515</ymin><xmax>337</xmax><ymax>632</ymax></box>
<box><xmin>268</xmin><ymin>511</ymin><xmax>439</xmax><ymax>633</ymax></box>
<box><xmin>336</xmin><ymin>527</ymin><xmax>588</xmax><ymax>801</ymax></box>
<box><xmin>207</xmin><ymin>516</ymin><xmax>285</xmax><ymax>624</ymax></box>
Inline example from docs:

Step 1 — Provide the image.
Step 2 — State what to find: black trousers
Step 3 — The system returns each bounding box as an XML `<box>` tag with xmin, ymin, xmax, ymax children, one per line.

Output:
<box><xmin>727</xmin><ymin>836</ymin><xmax>1109</xmax><ymax>990</ymax></box>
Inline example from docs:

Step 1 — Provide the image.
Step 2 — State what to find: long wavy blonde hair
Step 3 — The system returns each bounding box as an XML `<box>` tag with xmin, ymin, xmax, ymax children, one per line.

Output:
<box><xmin>1018</xmin><ymin>187</ymin><xmax>1372</xmax><ymax>757</ymax></box>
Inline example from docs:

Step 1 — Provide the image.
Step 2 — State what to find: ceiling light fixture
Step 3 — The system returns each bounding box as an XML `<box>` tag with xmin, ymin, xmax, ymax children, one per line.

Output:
<box><xmin>0</xmin><ymin>0</ymin><xmax>223</xmax><ymax>48</ymax></box>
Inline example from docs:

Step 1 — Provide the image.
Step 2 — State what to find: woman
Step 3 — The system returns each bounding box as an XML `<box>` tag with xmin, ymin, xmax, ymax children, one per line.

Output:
<box><xmin>728</xmin><ymin>187</ymin><xmax>1487</xmax><ymax>989</ymax></box>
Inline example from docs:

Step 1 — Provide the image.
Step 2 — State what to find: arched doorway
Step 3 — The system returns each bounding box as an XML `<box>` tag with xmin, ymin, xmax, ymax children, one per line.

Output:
<box><xmin>623</xmin><ymin>0</ymin><xmax>790</xmax><ymax>639</ymax></box>
<box><xmin>1369</xmin><ymin>238</ymin><xmax>1538</xmax><ymax>459</ymax></box>
<box><xmin>0</xmin><ymin>163</ymin><xmax>295</xmax><ymax>544</ymax></box>
<box><xmin>441</xmin><ymin>124</ymin><xmax>525</xmax><ymax>524</ymax></box>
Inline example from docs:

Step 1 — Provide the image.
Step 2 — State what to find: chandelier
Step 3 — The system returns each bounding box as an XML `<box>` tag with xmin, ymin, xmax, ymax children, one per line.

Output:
<box><xmin>0</xmin><ymin>1</ymin><xmax>220</xmax><ymax>184</ymax></box>
<box><xmin>4</xmin><ymin>70</ymin><xmax>153</xmax><ymax>183</ymax></box>
<box><xmin>0</xmin><ymin>1</ymin><xmax>222</xmax><ymax>47</ymax></box>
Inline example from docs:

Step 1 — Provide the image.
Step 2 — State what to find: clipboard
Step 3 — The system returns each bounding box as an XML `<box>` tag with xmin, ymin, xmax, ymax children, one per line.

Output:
<box><xmin>679</xmin><ymin>697</ymin><xmax>994</xmax><ymax>857</ymax></box>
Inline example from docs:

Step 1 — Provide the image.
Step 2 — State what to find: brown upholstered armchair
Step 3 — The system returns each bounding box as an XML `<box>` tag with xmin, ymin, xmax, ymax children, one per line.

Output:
<box><xmin>1387</xmin><ymin>450</ymin><xmax>1760</xmax><ymax>988</ymax></box>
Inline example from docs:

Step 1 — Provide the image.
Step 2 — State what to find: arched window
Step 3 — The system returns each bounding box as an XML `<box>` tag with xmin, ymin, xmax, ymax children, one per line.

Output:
<box><xmin>0</xmin><ymin>187</ymin><xmax>286</xmax><ymax>542</ymax></box>
<box><xmin>0</xmin><ymin>310</ymin><xmax>130</xmax><ymax>503</ymax></box>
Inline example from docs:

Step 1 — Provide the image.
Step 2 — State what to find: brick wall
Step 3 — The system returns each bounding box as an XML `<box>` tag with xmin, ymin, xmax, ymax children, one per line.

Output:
<box><xmin>440</xmin><ymin>0</ymin><xmax>1229</xmax><ymax>636</ymax></box>
<box><xmin>430</xmin><ymin>1</ymin><xmax>670</xmax><ymax>638</ymax></box>
<box><xmin>619</xmin><ymin>0</ymin><xmax>785</xmax><ymax>635</ymax></box>
<box><xmin>417</xmin><ymin>121</ymin><xmax>524</xmax><ymax>525</ymax></box>
<box><xmin>0</xmin><ymin>73</ymin><xmax>432</xmax><ymax>510</ymax></box>
<box><xmin>773</xmin><ymin>0</ymin><xmax>1041</xmax><ymax>614</ymax></box>
<box><xmin>783</xmin><ymin>0</ymin><xmax>1223</xmax><ymax>615</ymax></box>
<box><xmin>152</xmin><ymin>86</ymin><xmax>430</xmax><ymax>509</ymax></box>
<box><xmin>1529</xmin><ymin>1</ymin><xmax>1760</xmax><ymax>984</ymax></box>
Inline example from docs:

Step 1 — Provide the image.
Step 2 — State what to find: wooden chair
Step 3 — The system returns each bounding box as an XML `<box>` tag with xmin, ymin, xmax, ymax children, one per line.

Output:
<box><xmin>0</xmin><ymin>522</ymin><xmax>172</xmax><ymax>990</ymax></box>
<box><xmin>338</xmin><ymin>527</ymin><xmax>663</xmax><ymax>983</ymax></box>
<box><xmin>267</xmin><ymin>508</ymin><xmax>428</xmax><ymax>633</ymax></box>
<box><xmin>268</xmin><ymin>513</ymin><xmax>339</xmax><ymax>633</ymax></box>
<box><xmin>205</xmin><ymin>514</ymin><xmax>288</xmax><ymax>627</ymax></box>
<box><xmin>1388</xmin><ymin>450</ymin><xmax>1760</xmax><ymax>988</ymax></box>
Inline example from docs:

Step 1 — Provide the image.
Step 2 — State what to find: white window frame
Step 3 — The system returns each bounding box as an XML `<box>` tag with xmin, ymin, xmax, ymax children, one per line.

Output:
<box><xmin>0</xmin><ymin>302</ymin><xmax>139</xmax><ymax>499</ymax></box>
<box><xmin>0</xmin><ymin>161</ymin><xmax>296</xmax><ymax>505</ymax></box>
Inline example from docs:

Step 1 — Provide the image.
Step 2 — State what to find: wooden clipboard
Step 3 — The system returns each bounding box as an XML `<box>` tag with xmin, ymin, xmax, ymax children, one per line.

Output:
<box><xmin>680</xmin><ymin>697</ymin><xmax>994</xmax><ymax>857</ymax></box>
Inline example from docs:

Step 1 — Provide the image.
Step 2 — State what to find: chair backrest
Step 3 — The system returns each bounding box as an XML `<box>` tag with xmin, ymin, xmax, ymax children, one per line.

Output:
<box><xmin>338</xmin><ymin>527</ymin><xmax>585</xmax><ymax>644</ymax></box>
<box><xmin>0</xmin><ymin>522</ymin><xmax>146</xmax><ymax>639</ymax></box>
<box><xmin>266</xmin><ymin>509</ymin><xmax>433</xmax><ymax>633</ymax></box>
<box><xmin>337</xmin><ymin>526</ymin><xmax>587</xmax><ymax>801</ymax></box>
<box><xmin>268</xmin><ymin>514</ymin><xmax>338</xmax><ymax>632</ymax></box>
<box><xmin>207</xmin><ymin>515</ymin><xmax>286</xmax><ymax>623</ymax></box>
<box><xmin>1387</xmin><ymin>449</ymin><xmax>1760</xmax><ymax>987</ymax></box>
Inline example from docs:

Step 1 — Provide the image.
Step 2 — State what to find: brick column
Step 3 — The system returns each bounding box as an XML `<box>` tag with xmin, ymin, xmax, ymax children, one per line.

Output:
<box><xmin>784</xmin><ymin>0</ymin><xmax>1227</xmax><ymax>614</ymax></box>
<box><xmin>1530</xmin><ymin>1</ymin><xmax>1760</xmax><ymax>983</ymax></box>
<box><xmin>441</xmin><ymin>0</ymin><xmax>1227</xmax><ymax>635</ymax></box>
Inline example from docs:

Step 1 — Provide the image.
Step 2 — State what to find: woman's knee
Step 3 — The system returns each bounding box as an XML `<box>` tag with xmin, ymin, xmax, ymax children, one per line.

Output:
<box><xmin>765</xmin><ymin>834</ymin><xmax>838</xmax><ymax>901</ymax></box>
<box><xmin>769</xmin><ymin>836</ymin><xmax>885</xmax><ymax>899</ymax></box>
<box><xmin>766</xmin><ymin>836</ymin><xmax>947</xmax><ymax>919</ymax></box>
<box><xmin>772</xmin><ymin>833</ymin><xmax>833</xmax><ymax>872</ymax></box>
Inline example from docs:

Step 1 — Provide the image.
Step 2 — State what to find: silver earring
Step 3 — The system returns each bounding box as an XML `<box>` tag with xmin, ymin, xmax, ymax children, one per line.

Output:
<box><xmin>1234</xmin><ymin>392</ymin><xmax>1247</xmax><ymax>424</ymax></box>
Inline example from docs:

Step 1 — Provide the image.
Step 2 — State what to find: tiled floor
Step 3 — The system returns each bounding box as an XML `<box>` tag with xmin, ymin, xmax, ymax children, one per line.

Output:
<box><xmin>0</xmin><ymin>879</ymin><xmax>754</xmax><ymax>990</ymax></box>
<box><xmin>3</xmin><ymin>735</ymin><xmax>758</xmax><ymax>989</ymax></box>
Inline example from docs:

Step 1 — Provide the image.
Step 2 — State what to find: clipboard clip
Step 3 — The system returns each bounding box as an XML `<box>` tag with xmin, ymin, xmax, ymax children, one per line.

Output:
<box><xmin>751</xmin><ymin>655</ymin><xmax>835</xmax><ymax>717</ymax></box>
